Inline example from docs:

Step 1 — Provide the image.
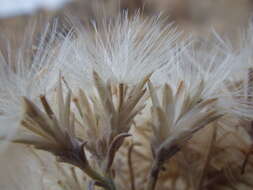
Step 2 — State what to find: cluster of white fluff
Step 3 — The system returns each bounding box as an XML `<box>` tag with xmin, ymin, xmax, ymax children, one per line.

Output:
<box><xmin>0</xmin><ymin>22</ymin><xmax>60</xmax><ymax>143</ymax></box>
<box><xmin>59</xmin><ymin>14</ymin><xmax>179</xmax><ymax>91</ymax></box>
<box><xmin>1</xmin><ymin>14</ymin><xmax>253</xmax><ymax>189</ymax></box>
<box><xmin>0</xmin><ymin>14</ymin><xmax>252</xmax><ymax>143</ymax></box>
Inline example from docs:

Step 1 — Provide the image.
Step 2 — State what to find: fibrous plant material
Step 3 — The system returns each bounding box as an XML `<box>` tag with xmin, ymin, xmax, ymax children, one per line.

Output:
<box><xmin>1</xmin><ymin>13</ymin><xmax>253</xmax><ymax>190</ymax></box>
<box><xmin>146</xmin><ymin>81</ymin><xmax>221</xmax><ymax>190</ymax></box>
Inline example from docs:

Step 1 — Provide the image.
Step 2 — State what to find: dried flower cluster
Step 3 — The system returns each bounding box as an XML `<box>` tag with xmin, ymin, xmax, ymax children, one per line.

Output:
<box><xmin>1</xmin><ymin>13</ymin><xmax>253</xmax><ymax>190</ymax></box>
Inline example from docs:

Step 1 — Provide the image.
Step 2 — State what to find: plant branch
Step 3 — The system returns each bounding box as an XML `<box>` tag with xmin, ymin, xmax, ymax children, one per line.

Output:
<box><xmin>146</xmin><ymin>144</ymin><xmax>181</xmax><ymax>190</ymax></box>
<box><xmin>128</xmin><ymin>143</ymin><xmax>137</xmax><ymax>190</ymax></box>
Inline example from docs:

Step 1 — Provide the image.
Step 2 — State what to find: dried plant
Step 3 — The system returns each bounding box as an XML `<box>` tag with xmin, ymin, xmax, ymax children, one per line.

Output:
<box><xmin>2</xmin><ymin>13</ymin><xmax>253</xmax><ymax>190</ymax></box>
<box><xmin>146</xmin><ymin>81</ymin><xmax>221</xmax><ymax>190</ymax></box>
<box><xmin>13</xmin><ymin>77</ymin><xmax>115</xmax><ymax>189</ymax></box>
<box><xmin>73</xmin><ymin>71</ymin><xmax>149</xmax><ymax>167</ymax></box>
<box><xmin>11</xmin><ymin>68</ymin><xmax>149</xmax><ymax>190</ymax></box>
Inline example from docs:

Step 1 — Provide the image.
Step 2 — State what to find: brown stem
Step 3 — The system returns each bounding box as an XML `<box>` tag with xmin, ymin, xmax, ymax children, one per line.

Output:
<box><xmin>247</xmin><ymin>68</ymin><xmax>253</xmax><ymax>101</ymax></box>
<box><xmin>146</xmin><ymin>160</ymin><xmax>161</xmax><ymax>190</ymax></box>
<box><xmin>57</xmin><ymin>143</ymin><xmax>115</xmax><ymax>190</ymax></box>
<box><xmin>105</xmin><ymin>133</ymin><xmax>131</xmax><ymax>173</ymax></box>
<box><xmin>146</xmin><ymin>144</ymin><xmax>181</xmax><ymax>190</ymax></box>
<box><xmin>241</xmin><ymin>147</ymin><xmax>253</xmax><ymax>174</ymax></box>
<box><xmin>82</xmin><ymin>165</ymin><xmax>117</xmax><ymax>190</ymax></box>
<box><xmin>127</xmin><ymin>143</ymin><xmax>136</xmax><ymax>190</ymax></box>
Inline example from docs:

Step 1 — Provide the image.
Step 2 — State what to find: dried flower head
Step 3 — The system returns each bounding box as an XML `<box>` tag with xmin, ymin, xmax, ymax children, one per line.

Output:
<box><xmin>73</xmin><ymin>71</ymin><xmax>149</xmax><ymax>170</ymax></box>
<box><xmin>3</xmin><ymin>12</ymin><xmax>253</xmax><ymax>190</ymax></box>
<box><xmin>13</xmin><ymin>78</ymin><xmax>88</xmax><ymax>169</ymax></box>
<box><xmin>146</xmin><ymin>81</ymin><xmax>221</xmax><ymax>189</ymax></box>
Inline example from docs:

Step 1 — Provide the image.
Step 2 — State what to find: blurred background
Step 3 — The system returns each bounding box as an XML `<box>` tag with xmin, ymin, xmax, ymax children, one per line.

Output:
<box><xmin>0</xmin><ymin>0</ymin><xmax>253</xmax><ymax>49</ymax></box>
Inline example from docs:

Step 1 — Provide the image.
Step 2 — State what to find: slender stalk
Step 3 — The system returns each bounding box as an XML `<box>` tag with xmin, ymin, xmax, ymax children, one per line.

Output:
<box><xmin>247</xmin><ymin>68</ymin><xmax>253</xmax><ymax>102</ymax></box>
<box><xmin>241</xmin><ymin>147</ymin><xmax>253</xmax><ymax>174</ymax></box>
<box><xmin>105</xmin><ymin>178</ymin><xmax>117</xmax><ymax>190</ymax></box>
<box><xmin>80</xmin><ymin>164</ymin><xmax>117</xmax><ymax>190</ymax></box>
<box><xmin>128</xmin><ymin>143</ymin><xmax>136</xmax><ymax>190</ymax></box>
<box><xmin>146</xmin><ymin>144</ymin><xmax>181</xmax><ymax>190</ymax></box>
<box><xmin>146</xmin><ymin>160</ymin><xmax>161</xmax><ymax>190</ymax></box>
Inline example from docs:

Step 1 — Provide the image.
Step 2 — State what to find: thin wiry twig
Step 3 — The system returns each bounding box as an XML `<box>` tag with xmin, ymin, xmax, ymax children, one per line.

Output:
<box><xmin>105</xmin><ymin>133</ymin><xmax>132</xmax><ymax>173</ymax></box>
<box><xmin>127</xmin><ymin>143</ymin><xmax>139</xmax><ymax>190</ymax></box>
<box><xmin>241</xmin><ymin>148</ymin><xmax>253</xmax><ymax>174</ymax></box>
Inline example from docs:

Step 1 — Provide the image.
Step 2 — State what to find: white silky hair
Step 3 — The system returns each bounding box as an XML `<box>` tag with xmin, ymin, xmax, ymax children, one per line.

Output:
<box><xmin>2</xmin><ymin>14</ymin><xmax>253</xmax><ymax>143</ymax></box>
<box><xmin>0</xmin><ymin>21</ymin><xmax>62</xmax><ymax>146</ymax></box>
<box><xmin>0</xmin><ymin>21</ymin><xmax>68</xmax><ymax>188</ymax></box>
<box><xmin>2</xmin><ymin>14</ymin><xmax>253</xmax><ymax>144</ymax></box>
<box><xmin>152</xmin><ymin>34</ymin><xmax>253</xmax><ymax>118</ymax></box>
<box><xmin>155</xmin><ymin>39</ymin><xmax>233</xmax><ymax>93</ymax></box>
<box><xmin>210</xmin><ymin>25</ymin><xmax>253</xmax><ymax>118</ymax></box>
<box><xmin>58</xmin><ymin>13</ymin><xmax>180</xmax><ymax>92</ymax></box>
<box><xmin>1</xmin><ymin>14</ymin><xmax>253</xmax><ymax>190</ymax></box>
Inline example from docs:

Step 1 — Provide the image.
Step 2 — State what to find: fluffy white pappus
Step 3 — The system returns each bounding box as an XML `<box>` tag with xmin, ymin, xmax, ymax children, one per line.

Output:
<box><xmin>211</xmin><ymin>24</ymin><xmax>253</xmax><ymax>82</ymax></box>
<box><xmin>0</xmin><ymin>21</ymin><xmax>62</xmax><ymax>144</ymax></box>
<box><xmin>156</xmin><ymin>42</ymin><xmax>233</xmax><ymax>94</ymax></box>
<box><xmin>217</xmin><ymin>88</ymin><xmax>253</xmax><ymax>119</ymax></box>
<box><xmin>215</xmin><ymin>23</ymin><xmax>253</xmax><ymax>119</ymax></box>
<box><xmin>59</xmin><ymin>13</ymin><xmax>179</xmax><ymax>91</ymax></box>
<box><xmin>152</xmin><ymin>37</ymin><xmax>253</xmax><ymax>118</ymax></box>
